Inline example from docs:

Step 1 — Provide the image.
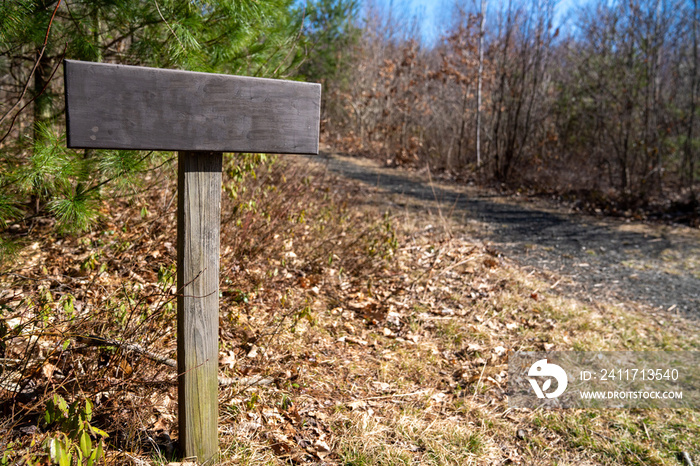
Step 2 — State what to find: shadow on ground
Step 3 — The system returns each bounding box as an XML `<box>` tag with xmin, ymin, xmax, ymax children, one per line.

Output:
<box><xmin>307</xmin><ymin>152</ymin><xmax>700</xmax><ymax>316</ymax></box>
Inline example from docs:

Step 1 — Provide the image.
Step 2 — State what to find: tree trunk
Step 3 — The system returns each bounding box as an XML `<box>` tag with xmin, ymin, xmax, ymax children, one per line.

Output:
<box><xmin>32</xmin><ymin>51</ymin><xmax>52</xmax><ymax>142</ymax></box>
<box><xmin>685</xmin><ymin>0</ymin><xmax>698</xmax><ymax>197</ymax></box>
<box><xmin>476</xmin><ymin>0</ymin><xmax>486</xmax><ymax>170</ymax></box>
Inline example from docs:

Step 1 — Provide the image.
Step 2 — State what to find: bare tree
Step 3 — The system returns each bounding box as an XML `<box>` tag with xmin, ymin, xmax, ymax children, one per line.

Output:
<box><xmin>487</xmin><ymin>0</ymin><xmax>556</xmax><ymax>181</ymax></box>
<box><xmin>476</xmin><ymin>0</ymin><xmax>486</xmax><ymax>169</ymax></box>
<box><xmin>323</xmin><ymin>0</ymin><xmax>698</xmax><ymax>211</ymax></box>
<box><xmin>683</xmin><ymin>0</ymin><xmax>699</xmax><ymax>196</ymax></box>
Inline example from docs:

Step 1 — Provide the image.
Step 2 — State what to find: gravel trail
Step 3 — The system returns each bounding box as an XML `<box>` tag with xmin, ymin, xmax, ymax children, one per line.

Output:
<box><xmin>308</xmin><ymin>152</ymin><xmax>700</xmax><ymax>316</ymax></box>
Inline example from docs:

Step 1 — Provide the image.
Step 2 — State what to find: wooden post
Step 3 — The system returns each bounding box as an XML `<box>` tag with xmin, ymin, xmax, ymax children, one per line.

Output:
<box><xmin>177</xmin><ymin>151</ymin><xmax>222</xmax><ymax>463</ymax></box>
<box><xmin>63</xmin><ymin>59</ymin><xmax>320</xmax><ymax>464</ymax></box>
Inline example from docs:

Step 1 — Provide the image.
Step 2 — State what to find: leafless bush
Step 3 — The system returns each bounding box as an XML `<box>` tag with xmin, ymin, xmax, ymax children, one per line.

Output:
<box><xmin>0</xmin><ymin>154</ymin><xmax>398</xmax><ymax>461</ymax></box>
<box><xmin>326</xmin><ymin>0</ymin><xmax>700</xmax><ymax>211</ymax></box>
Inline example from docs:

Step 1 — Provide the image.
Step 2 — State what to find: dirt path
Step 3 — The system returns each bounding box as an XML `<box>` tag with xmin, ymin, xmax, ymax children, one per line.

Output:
<box><xmin>308</xmin><ymin>152</ymin><xmax>700</xmax><ymax>316</ymax></box>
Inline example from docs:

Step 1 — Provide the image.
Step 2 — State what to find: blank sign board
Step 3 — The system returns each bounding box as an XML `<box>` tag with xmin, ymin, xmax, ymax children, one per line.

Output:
<box><xmin>64</xmin><ymin>60</ymin><xmax>321</xmax><ymax>154</ymax></box>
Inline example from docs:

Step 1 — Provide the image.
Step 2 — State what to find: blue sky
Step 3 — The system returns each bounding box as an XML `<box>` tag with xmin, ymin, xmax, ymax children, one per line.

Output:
<box><xmin>370</xmin><ymin>0</ymin><xmax>580</xmax><ymax>45</ymax></box>
<box><xmin>397</xmin><ymin>0</ymin><xmax>446</xmax><ymax>44</ymax></box>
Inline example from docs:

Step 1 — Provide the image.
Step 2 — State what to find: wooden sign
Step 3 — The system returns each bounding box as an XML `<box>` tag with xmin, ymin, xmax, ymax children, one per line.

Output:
<box><xmin>64</xmin><ymin>59</ymin><xmax>321</xmax><ymax>464</ymax></box>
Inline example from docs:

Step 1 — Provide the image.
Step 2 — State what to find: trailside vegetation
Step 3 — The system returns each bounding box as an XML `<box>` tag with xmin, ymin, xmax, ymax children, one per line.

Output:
<box><xmin>326</xmin><ymin>0</ymin><xmax>700</xmax><ymax>223</ymax></box>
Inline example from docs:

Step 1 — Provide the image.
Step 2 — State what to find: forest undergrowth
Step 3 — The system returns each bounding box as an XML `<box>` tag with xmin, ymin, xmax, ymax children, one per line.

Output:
<box><xmin>0</xmin><ymin>152</ymin><xmax>699</xmax><ymax>465</ymax></box>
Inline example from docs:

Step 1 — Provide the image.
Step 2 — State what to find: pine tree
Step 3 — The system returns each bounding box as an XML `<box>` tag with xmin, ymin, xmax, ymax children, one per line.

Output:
<box><xmin>298</xmin><ymin>0</ymin><xmax>361</xmax><ymax>135</ymax></box>
<box><xmin>0</xmin><ymin>0</ymin><xmax>309</xmax><ymax>245</ymax></box>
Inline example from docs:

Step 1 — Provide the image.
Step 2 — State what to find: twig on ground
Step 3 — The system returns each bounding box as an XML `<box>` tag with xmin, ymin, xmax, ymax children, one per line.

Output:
<box><xmin>680</xmin><ymin>452</ymin><xmax>695</xmax><ymax>466</ymax></box>
<box><xmin>361</xmin><ymin>388</ymin><xmax>432</xmax><ymax>401</ymax></box>
<box><xmin>78</xmin><ymin>334</ymin><xmax>176</xmax><ymax>368</ymax></box>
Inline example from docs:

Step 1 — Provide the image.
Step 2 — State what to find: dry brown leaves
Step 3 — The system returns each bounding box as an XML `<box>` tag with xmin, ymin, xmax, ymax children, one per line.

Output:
<box><xmin>2</xmin><ymin>154</ymin><xmax>698</xmax><ymax>464</ymax></box>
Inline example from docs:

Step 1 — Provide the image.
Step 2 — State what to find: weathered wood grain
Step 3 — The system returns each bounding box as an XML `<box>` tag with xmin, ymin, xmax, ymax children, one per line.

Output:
<box><xmin>177</xmin><ymin>151</ymin><xmax>222</xmax><ymax>464</ymax></box>
<box><xmin>64</xmin><ymin>60</ymin><xmax>321</xmax><ymax>154</ymax></box>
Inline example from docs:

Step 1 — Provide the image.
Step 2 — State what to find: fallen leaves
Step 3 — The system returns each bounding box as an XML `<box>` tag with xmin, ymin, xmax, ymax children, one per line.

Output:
<box><xmin>7</xmin><ymin>152</ymin><xmax>695</xmax><ymax>466</ymax></box>
<box><xmin>337</xmin><ymin>335</ymin><xmax>368</xmax><ymax>346</ymax></box>
<box><xmin>220</xmin><ymin>350</ymin><xmax>237</xmax><ymax>369</ymax></box>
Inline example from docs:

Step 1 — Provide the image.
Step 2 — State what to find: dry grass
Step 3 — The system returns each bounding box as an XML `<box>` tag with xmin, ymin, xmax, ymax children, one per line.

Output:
<box><xmin>1</xmin><ymin>153</ymin><xmax>699</xmax><ymax>465</ymax></box>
